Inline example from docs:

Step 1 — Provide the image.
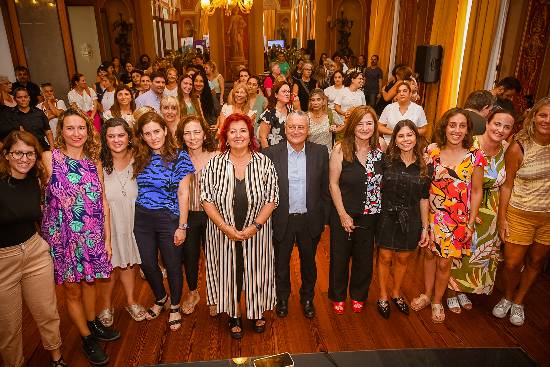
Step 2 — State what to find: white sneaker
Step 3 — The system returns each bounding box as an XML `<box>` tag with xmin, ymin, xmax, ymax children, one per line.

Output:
<box><xmin>492</xmin><ymin>298</ymin><xmax>512</xmax><ymax>318</ymax></box>
<box><xmin>510</xmin><ymin>303</ymin><xmax>525</xmax><ymax>326</ymax></box>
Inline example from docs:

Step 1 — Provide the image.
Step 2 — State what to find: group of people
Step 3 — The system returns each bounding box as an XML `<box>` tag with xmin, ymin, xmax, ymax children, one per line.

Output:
<box><xmin>0</xmin><ymin>52</ymin><xmax>549</xmax><ymax>367</ymax></box>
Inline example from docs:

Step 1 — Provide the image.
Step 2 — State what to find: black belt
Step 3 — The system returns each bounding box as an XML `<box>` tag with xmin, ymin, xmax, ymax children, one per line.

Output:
<box><xmin>289</xmin><ymin>213</ymin><xmax>307</xmax><ymax>216</ymax></box>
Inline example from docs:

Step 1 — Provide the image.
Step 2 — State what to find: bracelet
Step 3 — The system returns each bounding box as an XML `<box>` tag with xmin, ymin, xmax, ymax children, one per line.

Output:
<box><xmin>178</xmin><ymin>223</ymin><xmax>189</xmax><ymax>230</ymax></box>
<box><xmin>252</xmin><ymin>221</ymin><xmax>263</xmax><ymax>230</ymax></box>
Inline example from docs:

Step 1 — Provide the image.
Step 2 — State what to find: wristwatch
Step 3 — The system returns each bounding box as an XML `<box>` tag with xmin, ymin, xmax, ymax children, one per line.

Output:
<box><xmin>252</xmin><ymin>221</ymin><xmax>263</xmax><ymax>230</ymax></box>
<box><xmin>178</xmin><ymin>223</ymin><xmax>189</xmax><ymax>230</ymax></box>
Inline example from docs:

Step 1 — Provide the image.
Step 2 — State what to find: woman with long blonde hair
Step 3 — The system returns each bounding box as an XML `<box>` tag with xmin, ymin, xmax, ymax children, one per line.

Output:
<box><xmin>205</xmin><ymin>61</ymin><xmax>225</xmax><ymax>105</ymax></box>
<box><xmin>217</xmin><ymin>82</ymin><xmax>255</xmax><ymax>132</ymax></box>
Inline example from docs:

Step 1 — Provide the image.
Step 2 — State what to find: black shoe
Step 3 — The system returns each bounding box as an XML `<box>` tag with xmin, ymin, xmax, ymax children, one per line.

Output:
<box><xmin>253</xmin><ymin>317</ymin><xmax>266</xmax><ymax>333</ymax></box>
<box><xmin>276</xmin><ymin>299</ymin><xmax>288</xmax><ymax>318</ymax></box>
<box><xmin>88</xmin><ymin>317</ymin><xmax>121</xmax><ymax>341</ymax></box>
<box><xmin>392</xmin><ymin>297</ymin><xmax>410</xmax><ymax>315</ymax></box>
<box><xmin>229</xmin><ymin>317</ymin><xmax>243</xmax><ymax>339</ymax></box>
<box><xmin>303</xmin><ymin>300</ymin><xmax>315</xmax><ymax>319</ymax></box>
<box><xmin>82</xmin><ymin>335</ymin><xmax>109</xmax><ymax>366</ymax></box>
<box><xmin>377</xmin><ymin>300</ymin><xmax>391</xmax><ymax>319</ymax></box>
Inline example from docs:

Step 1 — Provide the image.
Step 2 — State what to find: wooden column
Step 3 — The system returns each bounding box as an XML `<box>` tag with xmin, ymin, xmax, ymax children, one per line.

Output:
<box><xmin>248</xmin><ymin>0</ymin><xmax>264</xmax><ymax>75</ymax></box>
<box><xmin>208</xmin><ymin>10</ymin><xmax>226</xmax><ymax>76</ymax></box>
<box><xmin>134</xmin><ymin>0</ymin><xmax>156</xmax><ymax>59</ymax></box>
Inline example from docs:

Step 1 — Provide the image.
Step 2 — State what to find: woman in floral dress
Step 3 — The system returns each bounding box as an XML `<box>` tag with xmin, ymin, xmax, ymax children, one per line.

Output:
<box><xmin>447</xmin><ymin>110</ymin><xmax>515</xmax><ymax>310</ymax></box>
<box><xmin>411</xmin><ymin>108</ymin><xmax>485</xmax><ymax>323</ymax></box>
<box><xmin>42</xmin><ymin>108</ymin><xmax>119</xmax><ymax>366</ymax></box>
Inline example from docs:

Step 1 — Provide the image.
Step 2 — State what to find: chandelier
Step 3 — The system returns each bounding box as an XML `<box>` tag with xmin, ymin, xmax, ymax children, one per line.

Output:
<box><xmin>200</xmin><ymin>0</ymin><xmax>253</xmax><ymax>15</ymax></box>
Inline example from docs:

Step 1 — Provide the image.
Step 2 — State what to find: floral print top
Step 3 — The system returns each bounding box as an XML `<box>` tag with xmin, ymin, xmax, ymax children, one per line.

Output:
<box><xmin>259</xmin><ymin>105</ymin><xmax>293</xmax><ymax>146</ymax></box>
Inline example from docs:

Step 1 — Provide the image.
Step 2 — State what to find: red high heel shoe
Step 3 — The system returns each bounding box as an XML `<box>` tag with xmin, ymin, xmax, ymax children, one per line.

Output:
<box><xmin>352</xmin><ymin>300</ymin><xmax>364</xmax><ymax>313</ymax></box>
<box><xmin>332</xmin><ymin>301</ymin><xmax>345</xmax><ymax>315</ymax></box>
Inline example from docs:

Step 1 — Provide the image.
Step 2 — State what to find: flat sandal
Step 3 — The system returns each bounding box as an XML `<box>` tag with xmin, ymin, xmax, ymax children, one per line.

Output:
<box><xmin>431</xmin><ymin>303</ymin><xmax>445</xmax><ymax>323</ymax></box>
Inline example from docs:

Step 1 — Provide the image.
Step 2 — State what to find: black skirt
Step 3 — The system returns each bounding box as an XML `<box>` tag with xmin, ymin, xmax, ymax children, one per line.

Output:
<box><xmin>376</xmin><ymin>209</ymin><xmax>421</xmax><ymax>251</ymax></box>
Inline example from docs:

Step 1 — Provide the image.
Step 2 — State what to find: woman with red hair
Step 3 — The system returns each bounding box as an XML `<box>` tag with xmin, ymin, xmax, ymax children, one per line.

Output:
<box><xmin>200</xmin><ymin>113</ymin><xmax>279</xmax><ymax>339</ymax></box>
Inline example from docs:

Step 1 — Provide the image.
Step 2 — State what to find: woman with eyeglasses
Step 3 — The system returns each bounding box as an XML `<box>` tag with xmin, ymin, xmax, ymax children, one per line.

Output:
<box><xmin>0</xmin><ymin>131</ymin><xmax>66</xmax><ymax>367</ymax></box>
<box><xmin>258</xmin><ymin>81</ymin><xmax>293</xmax><ymax>148</ymax></box>
<box><xmin>291</xmin><ymin>61</ymin><xmax>317</xmax><ymax>112</ymax></box>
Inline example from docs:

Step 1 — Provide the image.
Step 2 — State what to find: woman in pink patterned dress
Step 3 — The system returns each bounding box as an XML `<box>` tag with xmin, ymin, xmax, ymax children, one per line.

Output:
<box><xmin>41</xmin><ymin>108</ymin><xmax>119</xmax><ymax>366</ymax></box>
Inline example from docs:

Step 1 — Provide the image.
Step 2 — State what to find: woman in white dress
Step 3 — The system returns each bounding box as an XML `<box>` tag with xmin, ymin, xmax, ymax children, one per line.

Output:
<box><xmin>97</xmin><ymin>117</ymin><xmax>146</xmax><ymax>327</ymax></box>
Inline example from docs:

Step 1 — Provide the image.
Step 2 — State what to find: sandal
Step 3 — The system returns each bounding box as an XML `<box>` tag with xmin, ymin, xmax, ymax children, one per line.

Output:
<box><xmin>253</xmin><ymin>317</ymin><xmax>266</xmax><ymax>333</ymax></box>
<box><xmin>97</xmin><ymin>308</ymin><xmax>114</xmax><ymax>327</ymax></box>
<box><xmin>377</xmin><ymin>300</ymin><xmax>390</xmax><ymax>319</ymax></box>
<box><xmin>50</xmin><ymin>357</ymin><xmax>68</xmax><ymax>367</ymax></box>
<box><xmin>168</xmin><ymin>306</ymin><xmax>182</xmax><ymax>331</ymax></box>
<box><xmin>332</xmin><ymin>301</ymin><xmax>345</xmax><ymax>315</ymax></box>
<box><xmin>125</xmin><ymin>304</ymin><xmax>147</xmax><ymax>322</ymax></box>
<box><xmin>457</xmin><ymin>293</ymin><xmax>473</xmax><ymax>310</ymax></box>
<box><xmin>146</xmin><ymin>295</ymin><xmax>169</xmax><ymax>320</ymax></box>
<box><xmin>351</xmin><ymin>300</ymin><xmax>364</xmax><ymax>313</ymax></box>
<box><xmin>431</xmin><ymin>303</ymin><xmax>445</xmax><ymax>323</ymax></box>
<box><xmin>446</xmin><ymin>297</ymin><xmax>461</xmax><ymax>314</ymax></box>
<box><xmin>411</xmin><ymin>294</ymin><xmax>431</xmax><ymax>312</ymax></box>
<box><xmin>181</xmin><ymin>290</ymin><xmax>200</xmax><ymax>315</ymax></box>
<box><xmin>229</xmin><ymin>317</ymin><xmax>243</xmax><ymax>339</ymax></box>
<box><xmin>391</xmin><ymin>296</ymin><xmax>410</xmax><ymax>315</ymax></box>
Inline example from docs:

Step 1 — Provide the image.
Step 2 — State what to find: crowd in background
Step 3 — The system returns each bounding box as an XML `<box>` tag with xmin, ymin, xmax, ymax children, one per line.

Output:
<box><xmin>0</xmin><ymin>47</ymin><xmax>548</xmax><ymax>367</ymax></box>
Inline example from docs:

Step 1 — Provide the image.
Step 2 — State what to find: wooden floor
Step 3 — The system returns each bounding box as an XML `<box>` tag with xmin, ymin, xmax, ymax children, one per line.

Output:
<box><xmin>12</xmin><ymin>229</ymin><xmax>550</xmax><ymax>366</ymax></box>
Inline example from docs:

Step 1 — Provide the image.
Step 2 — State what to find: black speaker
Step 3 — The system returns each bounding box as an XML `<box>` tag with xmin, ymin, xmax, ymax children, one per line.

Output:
<box><xmin>414</xmin><ymin>45</ymin><xmax>443</xmax><ymax>83</ymax></box>
<box><xmin>306</xmin><ymin>39</ymin><xmax>315</xmax><ymax>60</ymax></box>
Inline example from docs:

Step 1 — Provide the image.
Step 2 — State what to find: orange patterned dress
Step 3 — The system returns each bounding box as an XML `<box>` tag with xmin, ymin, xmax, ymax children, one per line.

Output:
<box><xmin>425</xmin><ymin>143</ymin><xmax>486</xmax><ymax>258</ymax></box>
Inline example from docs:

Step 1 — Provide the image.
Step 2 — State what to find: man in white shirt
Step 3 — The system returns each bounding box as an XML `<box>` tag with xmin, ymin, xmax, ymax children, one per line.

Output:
<box><xmin>135</xmin><ymin>71</ymin><xmax>165</xmax><ymax>113</ymax></box>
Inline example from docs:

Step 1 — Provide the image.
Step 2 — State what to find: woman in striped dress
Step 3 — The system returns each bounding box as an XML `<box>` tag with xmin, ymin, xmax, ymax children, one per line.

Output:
<box><xmin>200</xmin><ymin>113</ymin><xmax>279</xmax><ymax>339</ymax></box>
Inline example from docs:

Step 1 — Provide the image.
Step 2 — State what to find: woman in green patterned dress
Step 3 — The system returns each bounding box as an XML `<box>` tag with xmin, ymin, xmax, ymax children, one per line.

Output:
<box><xmin>446</xmin><ymin>110</ymin><xmax>515</xmax><ymax>312</ymax></box>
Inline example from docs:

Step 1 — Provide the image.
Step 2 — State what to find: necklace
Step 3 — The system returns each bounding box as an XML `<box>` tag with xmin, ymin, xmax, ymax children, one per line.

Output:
<box><xmin>114</xmin><ymin>165</ymin><xmax>131</xmax><ymax>196</ymax></box>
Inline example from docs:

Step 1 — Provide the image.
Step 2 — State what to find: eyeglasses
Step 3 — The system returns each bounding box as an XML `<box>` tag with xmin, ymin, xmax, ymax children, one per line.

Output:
<box><xmin>9</xmin><ymin>151</ymin><xmax>37</xmax><ymax>160</ymax></box>
<box><xmin>287</xmin><ymin>125</ymin><xmax>306</xmax><ymax>131</ymax></box>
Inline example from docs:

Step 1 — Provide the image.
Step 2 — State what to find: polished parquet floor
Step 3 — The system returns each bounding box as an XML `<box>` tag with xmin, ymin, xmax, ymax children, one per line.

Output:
<box><xmin>13</xmin><ymin>229</ymin><xmax>550</xmax><ymax>366</ymax></box>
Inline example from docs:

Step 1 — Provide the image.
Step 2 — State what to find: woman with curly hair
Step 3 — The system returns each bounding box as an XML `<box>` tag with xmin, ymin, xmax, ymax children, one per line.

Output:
<box><xmin>0</xmin><ymin>131</ymin><xmax>66</xmax><ymax>367</ymax></box>
<box><xmin>133</xmin><ymin>112</ymin><xmax>194</xmax><ymax>332</ymax></box>
<box><xmin>411</xmin><ymin>108</ymin><xmax>485</xmax><ymax>324</ymax></box>
<box><xmin>41</xmin><ymin>108</ymin><xmax>118</xmax><ymax>366</ymax></box>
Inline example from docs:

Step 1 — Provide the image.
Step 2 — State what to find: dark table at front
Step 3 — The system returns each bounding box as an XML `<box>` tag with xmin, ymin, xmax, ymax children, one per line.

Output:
<box><xmin>147</xmin><ymin>347</ymin><xmax>538</xmax><ymax>367</ymax></box>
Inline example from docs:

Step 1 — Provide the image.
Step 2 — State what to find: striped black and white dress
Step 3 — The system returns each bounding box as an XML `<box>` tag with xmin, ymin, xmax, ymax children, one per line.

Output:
<box><xmin>200</xmin><ymin>151</ymin><xmax>279</xmax><ymax>319</ymax></box>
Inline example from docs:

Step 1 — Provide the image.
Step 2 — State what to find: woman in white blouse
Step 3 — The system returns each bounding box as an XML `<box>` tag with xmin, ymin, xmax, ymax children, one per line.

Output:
<box><xmin>334</xmin><ymin>71</ymin><xmax>366</xmax><ymax>121</ymax></box>
<box><xmin>103</xmin><ymin>85</ymin><xmax>136</xmax><ymax>127</ymax></box>
<box><xmin>164</xmin><ymin>67</ymin><xmax>179</xmax><ymax>97</ymax></box>
<box><xmin>378</xmin><ymin>81</ymin><xmax>427</xmax><ymax>142</ymax></box>
<box><xmin>68</xmin><ymin>73</ymin><xmax>101</xmax><ymax>131</ymax></box>
<box><xmin>324</xmin><ymin>70</ymin><xmax>346</xmax><ymax>126</ymax></box>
